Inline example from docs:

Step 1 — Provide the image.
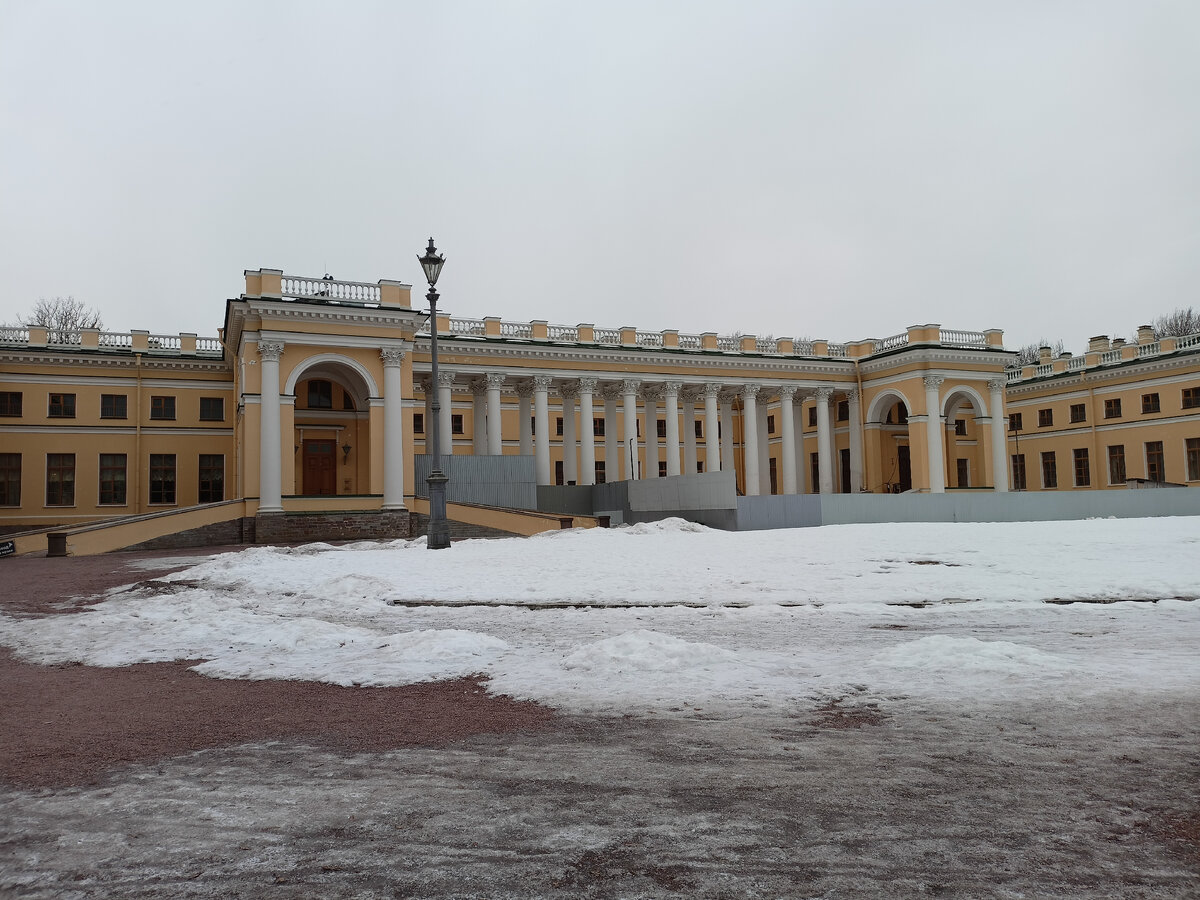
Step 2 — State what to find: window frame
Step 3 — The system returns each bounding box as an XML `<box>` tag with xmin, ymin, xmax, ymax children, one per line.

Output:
<box><xmin>100</xmin><ymin>393</ymin><xmax>128</xmax><ymax>419</ymax></box>
<box><xmin>451</xmin><ymin>413</ymin><xmax>464</xmax><ymax>435</ymax></box>
<box><xmin>98</xmin><ymin>453</ymin><xmax>128</xmax><ymax>505</ymax></box>
<box><xmin>1145</xmin><ymin>441</ymin><xmax>1165</xmax><ymax>483</ymax></box>
<box><xmin>1107</xmin><ymin>445</ymin><xmax>1126</xmax><ymax>485</ymax></box>
<box><xmin>1187</xmin><ymin>437</ymin><xmax>1200</xmax><ymax>481</ymax></box>
<box><xmin>198</xmin><ymin>454</ymin><xmax>224</xmax><ymax>503</ymax></box>
<box><xmin>1069</xmin><ymin>403</ymin><xmax>1086</xmax><ymax>424</ymax></box>
<box><xmin>0</xmin><ymin>391</ymin><xmax>22</xmax><ymax>417</ymax></box>
<box><xmin>1009</xmin><ymin>412</ymin><xmax>1023</xmax><ymax>432</ymax></box>
<box><xmin>307</xmin><ymin>380</ymin><xmax>333</xmax><ymax>410</ymax></box>
<box><xmin>150</xmin><ymin>395</ymin><xmax>176</xmax><ymax>421</ymax></box>
<box><xmin>199</xmin><ymin>397</ymin><xmax>225</xmax><ymax>422</ymax></box>
<box><xmin>48</xmin><ymin>393</ymin><xmax>76</xmax><ymax>418</ymax></box>
<box><xmin>1038</xmin><ymin>408</ymin><xmax>1053</xmax><ymax>427</ymax></box>
<box><xmin>1104</xmin><ymin>398</ymin><xmax>1122</xmax><ymax>419</ymax></box>
<box><xmin>0</xmin><ymin>453</ymin><xmax>20</xmax><ymax>506</ymax></box>
<box><xmin>1072</xmin><ymin>448</ymin><xmax>1090</xmax><ymax>487</ymax></box>
<box><xmin>1141</xmin><ymin>393</ymin><xmax>1160</xmax><ymax>415</ymax></box>
<box><xmin>149</xmin><ymin>453</ymin><xmax>177</xmax><ymax>505</ymax></box>
<box><xmin>46</xmin><ymin>453</ymin><xmax>75</xmax><ymax>506</ymax></box>
<box><xmin>1041</xmin><ymin>451</ymin><xmax>1058</xmax><ymax>489</ymax></box>
<box><xmin>413</xmin><ymin>412</ymin><xmax>424</xmax><ymax>434</ymax></box>
<box><xmin>1183</xmin><ymin>388</ymin><xmax>1200</xmax><ymax>410</ymax></box>
<box><xmin>1011</xmin><ymin>453</ymin><xmax>1027</xmax><ymax>491</ymax></box>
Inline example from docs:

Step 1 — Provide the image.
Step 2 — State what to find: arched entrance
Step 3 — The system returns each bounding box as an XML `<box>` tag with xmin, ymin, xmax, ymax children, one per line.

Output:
<box><xmin>942</xmin><ymin>385</ymin><xmax>990</xmax><ymax>490</ymax></box>
<box><xmin>285</xmin><ymin>356</ymin><xmax>378</xmax><ymax>497</ymax></box>
<box><xmin>866</xmin><ymin>390</ymin><xmax>913</xmax><ymax>493</ymax></box>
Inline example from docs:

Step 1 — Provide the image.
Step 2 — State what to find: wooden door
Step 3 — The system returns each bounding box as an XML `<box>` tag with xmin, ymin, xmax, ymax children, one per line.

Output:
<box><xmin>303</xmin><ymin>440</ymin><xmax>336</xmax><ymax>495</ymax></box>
<box><xmin>897</xmin><ymin>445</ymin><xmax>912</xmax><ymax>492</ymax></box>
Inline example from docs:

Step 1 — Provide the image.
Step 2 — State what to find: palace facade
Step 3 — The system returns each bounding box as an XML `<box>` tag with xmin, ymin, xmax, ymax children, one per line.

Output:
<box><xmin>1</xmin><ymin>267</ymin><xmax>1197</xmax><ymax>545</ymax></box>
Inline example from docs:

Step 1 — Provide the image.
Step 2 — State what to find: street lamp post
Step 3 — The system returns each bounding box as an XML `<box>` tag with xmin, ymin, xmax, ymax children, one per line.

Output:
<box><xmin>418</xmin><ymin>238</ymin><xmax>451</xmax><ymax>549</ymax></box>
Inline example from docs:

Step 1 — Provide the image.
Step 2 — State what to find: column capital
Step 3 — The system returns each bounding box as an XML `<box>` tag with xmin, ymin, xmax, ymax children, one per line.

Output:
<box><xmin>679</xmin><ymin>385</ymin><xmax>702</xmax><ymax>403</ymax></box>
<box><xmin>532</xmin><ymin>374</ymin><xmax>553</xmax><ymax>391</ymax></box>
<box><xmin>380</xmin><ymin>346</ymin><xmax>406</xmax><ymax>368</ymax></box>
<box><xmin>258</xmin><ymin>340</ymin><xmax>284</xmax><ymax>362</ymax></box>
<box><xmin>515</xmin><ymin>380</ymin><xmax>535</xmax><ymax>399</ymax></box>
<box><xmin>987</xmin><ymin>378</ymin><xmax>1007</xmax><ymax>393</ymax></box>
<box><xmin>621</xmin><ymin>378</ymin><xmax>642</xmax><ymax>396</ymax></box>
<box><xmin>416</xmin><ymin>376</ymin><xmax>432</xmax><ymax>394</ymax></box>
<box><xmin>846</xmin><ymin>388</ymin><xmax>859</xmax><ymax>403</ymax></box>
<box><xmin>577</xmin><ymin>376</ymin><xmax>598</xmax><ymax>394</ymax></box>
<box><xmin>814</xmin><ymin>386</ymin><xmax>835</xmax><ymax>402</ymax></box>
<box><xmin>601</xmin><ymin>383</ymin><xmax>623</xmax><ymax>402</ymax></box>
<box><xmin>485</xmin><ymin>372</ymin><xmax>506</xmax><ymax>389</ymax></box>
<box><xmin>559</xmin><ymin>383</ymin><xmax>579</xmax><ymax>401</ymax></box>
<box><xmin>703</xmin><ymin>382</ymin><xmax>723</xmax><ymax>398</ymax></box>
<box><xmin>643</xmin><ymin>383</ymin><xmax>664</xmax><ymax>401</ymax></box>
<box><xmin>778</xmin><ymin>384</ymin><xmax>798</xmax><ymax>400</ymax></box>
<box><xmin>437</xmin><ymin>370</ymin><xmax>456</xmax><ymax>388</ymax></box>
<box><xmin>469</xmin><ymin>378</ymin><xmax>488</xmax><ymax>397</ymax></box>
<box><xmin>741</xmin><ymin>383</ymin><xmax>761</xmax><ymax>399</ymax></box>
<box><xmin>923</xmin><ymin>375</ymin><xmax>945</xmax><ymax>390</ymax></box>
<box><xmin>663</xmin><ymin>381</ymin><xmax>683</xmax><ymax>397</ymax></box>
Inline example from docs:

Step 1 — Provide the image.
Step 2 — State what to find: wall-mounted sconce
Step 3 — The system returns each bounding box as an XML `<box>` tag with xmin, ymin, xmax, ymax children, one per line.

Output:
<box><xmin>342</xmin><ymin>443</ymin><xmax>352</xmax><ymax>464</ymax></box>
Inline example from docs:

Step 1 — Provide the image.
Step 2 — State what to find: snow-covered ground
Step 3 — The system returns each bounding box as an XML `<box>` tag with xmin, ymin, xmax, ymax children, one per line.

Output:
<box><xmin>2</xmin><ymin>517</ymin><xmax>1198</xmax><ymax>714</ymax></box>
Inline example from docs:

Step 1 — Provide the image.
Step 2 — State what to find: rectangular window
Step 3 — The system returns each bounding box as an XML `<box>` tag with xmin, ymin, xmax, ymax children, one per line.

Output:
<box><xmin>48</xmin><ymin>393</ymin><xmax>76</xmax><ymax>418</ymax></box>
<box><xmin>1104</xmin><ymin>398</ymin><xmax>1122</xmax><ymax>419</ymax></box>
<box><xmin>954</xmin><ymin>418</ymin><xmax>967</xmax><ymax>436</ymax></box>
<box><xmin>199</xmin><ymin>397</ymin><xmax>225</xmax><ymax>421</ymax></box>
<box><xmin>0</xmin><ymin>453</ymin><xmax>20</xmax><ymax>505</ymax></box>
<box><xmin>46</xmin><ymin>453</ymin><xmax>75</xmax><ymax>505</ymax></box>
<box><xmin>1041</xmin><ymin>451</ymin><xmax>1057</xmax><ymax>489</ymax></box>
<box><xmin>149</xmin><ymin>454</ymin><xmax>176</xmax><ymax>504</ymax></box>
<box><xmin>808</xmin><ymin>407</ymin><xmax>817</xmax><ymax>428</ymax></box>
<box><xmin>658</xmin><ymin>460</ymin><xmax>667</xmax><ymax>477</ymax></box>
<box><xmin>595</xmin><ymin>460</ymin><xmax>606</xmax><ymax>484</ymax></box>
<box><xmin>837</xmin><ymin>401</ymin><xmax>849</xmax><ymax>422</ymax></box>
<box><xmin>198</xmin><ymin>454</ymin><xmax>224</xmax><ymax>503</ymax></box>
<box><xmin>413</xmin><ymin>412</ymin><xmax>424</xmax><ymax>434</ymax></box>
<box><xmin>451</xmin><ymin>414</ymin><xmax>464</xmax><ymax>435</ymax></box>
<box><xmin>593</xmin><ymin>418</ymin><xmax>605</xmax><ymax>437</ymax></box>
<box><xmin>1183</xmin><ymin>388</ymin><xmax>1200</xmax><ymax>410</ymax></box>
<box><xmin>1009</xmin><ymin>412</ymin><xmax>1023</xmax><ymax>432</ymax></box>
<box><xmin>307</xmin><ymin>380</ymin><xmax>333</xmax><ymax>409</ymax></box>
<box><xmin>150</xmin><ymin>395</ymin><xmax>176</xmax><ymax>420</ymax></box>
<box><xmin>694</xmin><ymin>420</ymin><xmax>703</xmax><ymax>438</ymax></box>
<box><xmin>1038</xmin><ymin>408</ymin><xmax>1053</xmax><ymax>427</ymax></box>
<box><xmin>1187</xmin><ymin>438</ymin><xmax>1200</xmax><ymax>481</ymax></box>
<box><xmin>767</xmin><ymin>414</ymin><xmax>775</xmax><ymax>434</ymax></box>
<box><xmin>0</xmin><ymin>391</ymin><xmax>22</xmax><ymax>417</ymax></box>
<box><xmin>956</xmin><ymin>458</ymin><xmax>969</xmax><ymax>487</ymax></box>
<box><xmin>1011</xmin><ymin>453</ymin><xmax>1027</xmax><ymax>491</ymax></box>
<box><xmin>656</xmin><ymin>419</ymin><xmax>666</xmax><ymax>439</ymax></box>
<box><xmin>1070</xmin><ymin>403</ymin><xmax>1086</xmax><ymax>424</ymax></box>
<box><xmin>1073</xmin><ymin>448</ymin><xmax>1090</xmax><ymax>487</ymax></box>
<box><xmin>1108</xmin><ymin>445</ymin><xmax>1126</xmax><ymax>485</ymax></box>
<box><xmin>556</xmin><ymin>417</ymin><xmax>564</xmax><ymax>436</ymax></box>
<box><xmin>1142</xmin><ymin>393</ymin><xmax>1160</xmax><ymax>414</ymax></box>
<box><xmin>98</xmin><ymin>453</ymin><xmax>127</xmax><ymax>505</ymax></box>
<box><xmin>100</xmin><ymin>394</ymin><xmax>127</xmax><ymax>419</ymax></box>
<box><xmin>554</xmin><ymin>460</ymin><xmax>564</xmax><ymax>485</ymax></box>
<box><xmin>1146</xmin><ymin>441</ymin><xmax>1165</xmax><ymax>482</ymax></box>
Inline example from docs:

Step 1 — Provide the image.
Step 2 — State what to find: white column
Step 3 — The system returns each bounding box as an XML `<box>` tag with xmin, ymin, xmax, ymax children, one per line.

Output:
<box><xmin>437</xmin><ymin>370</ymin><xmax>455</xmax><ymax>457</ymax></box>
<box><xmin>603</xmin><ymin>386</ymin><xmax>619</xmax><ymax>482</ymax></box>
<box><xmin>815</xmin><ymin>387</ymin><xmax>834</xmax><ymax>493</ymax></box>
<box><xmin>381</xmin><ymin>347</ymin><xmax>407</xmax><ymax>510</ymax></box>
<box><xmin>578</xmin><ymin>377</ymin><xmax>597</xmax><ymax>486</ymax></box>
<box><xmin>484</xmin><ymin>373</ymin><xmax>504</xmax><ymax>456</ymax></box>
<box><xmin>560</xmin><ymin>384</ymin><xmax>578</xmax><ymax>485</ymax></box>
<box><xmin>516</xmin><ymin>382</ymin><xmax>533</xmax><ymax>456</ymax></box>
<box><xmin>622</xmin><ymin>379</ymin><xmax>640</xmax><ymax>480</ymax></box>
<box><xmin>257</xmin><ymin>340</ymin><xmax>284</xmax><ymax>512</ymax></box>
<box><xmin>720</xmin><ymin>397</ymin><xmax>734</xmax><ymax>474</ymax></box>
<box><xmin>848</xmin><ymin>388</ymin><xmax>863</xmax><ymax>493</ymax></box>
<box><xmin>664</xmin><ymin>382</ymin><xmax>682</xmax><ymax>477</ymax></box>
<box><xmin>794</xmin><ymin>395</ymin><xmax>807</xmax><ymax>494</ymax></box>
<box><xmin>779</xmin><ymin>386</ymin><xmax>797</xmax><ymax>494</ymax></box>
<box><xmin>925</xmin><ymin>376</ymin><xmax>946</xmax><ymax>493</ymax></box>
<box><xmin>471</xmin><ymin>380</ymin><xmax>487</xmax><ymax>455</ymax></box>
<box><xmin>988</xmin><ymin>378</ymin><xmax>1009</xmax><ymax>492</ymax></box>
<box><xmin>827</xmin><ymin>395</ymin><xmax>839</xmax><ymax>491</ymax></box>
<box><xmin>533</xmin><ymin>375</ymin><xmax>552</xmax><ymax>485</ymax></box>
<box><xmin>643</xmin><ymin>386</ymin><xmax>660</xmax><ymax>478</ymax></box>
<box><xmin>682</xmin><ymin>389</ymin><xmax>698</xmax><ymax>476</ymax></box>
<box><xmin>703</xmin><ymin>383</ymin><xmax>721</xmax><ymax>473</ymax></box>
<box><xmin>741</xmin><ymin>384</ymin><xmax>760</xmax><ymax>495</ymax></box>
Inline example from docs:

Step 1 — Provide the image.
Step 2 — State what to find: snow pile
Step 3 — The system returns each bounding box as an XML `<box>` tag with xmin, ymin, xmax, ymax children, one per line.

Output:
<box><xmin>871</xmin><ymin>635</ymin><xmax>1073</xmax><ymax>675</ymax></box>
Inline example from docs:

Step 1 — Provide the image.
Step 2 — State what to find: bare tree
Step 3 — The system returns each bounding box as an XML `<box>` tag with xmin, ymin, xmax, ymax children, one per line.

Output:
<box><xmin>20</xmin><ymin>297</ymin><xmax>103</xmax><ymax>342</ymax></box>
<box><xmin>1009</xmin><ymin>339</ymin><xmax>1065</xmax><ymax>368</ymax></box>
<box><xmin>1152</xmin><ymin>307</ymin><xmax>1200</xmax><ymax>337</ymax></box>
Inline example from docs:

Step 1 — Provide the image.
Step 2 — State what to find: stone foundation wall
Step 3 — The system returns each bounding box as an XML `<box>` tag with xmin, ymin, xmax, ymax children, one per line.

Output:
<box><xmin>126</xmin><ymin>517</ymin><xmax>256</xmax><ymax>551</ymax></box>
<box><xmin>255</xmin><ymin>511</ymin><xmax>411</xmax><ymax>544</ymax></box>
<box><xmin>409</xmin><ymin>513</ymin><xmax>518</xmax><ymax>541</ymax></box>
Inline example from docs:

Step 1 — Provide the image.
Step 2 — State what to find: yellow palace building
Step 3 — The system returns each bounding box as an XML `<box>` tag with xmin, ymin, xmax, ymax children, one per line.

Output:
<box><xmin>1</xmin><ymin>267</ymin><xmax>1197</xmax><ymax>553</ymax></box>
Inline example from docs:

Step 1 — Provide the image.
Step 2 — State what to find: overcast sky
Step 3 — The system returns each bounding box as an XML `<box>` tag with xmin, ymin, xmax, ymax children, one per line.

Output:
<box><xmin>2</xmin><ymin>1</ymin><xmax>1197</xmax><ymax>352</ymax></box>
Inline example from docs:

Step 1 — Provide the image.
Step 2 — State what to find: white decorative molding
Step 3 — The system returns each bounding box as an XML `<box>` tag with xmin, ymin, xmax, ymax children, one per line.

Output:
<box><xmin>258</xmin><ymin>341</ymin><xmax>284</xmax><ymax>362</ymax></box>
<box><xmin>380</xmin><ymin>347</ymin><xmax>406</xmax><ymax>367</ymax></box>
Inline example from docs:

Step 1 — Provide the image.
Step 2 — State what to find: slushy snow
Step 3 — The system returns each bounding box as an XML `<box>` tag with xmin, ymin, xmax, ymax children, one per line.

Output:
<box><xmin>2</xmin><ymin>517</ymin><xmax>1197</xmax><ymax>712</ymax></box>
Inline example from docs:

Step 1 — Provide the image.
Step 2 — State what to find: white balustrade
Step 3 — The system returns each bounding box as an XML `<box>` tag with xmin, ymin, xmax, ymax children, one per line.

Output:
<box><xmin>1176</xmin><ymin>332</ymin><xmax>1200</xmax><ymax>350</ymax></box>
<box><xmin>500</xmin><ymin>322</ymin><xmax>533</xmax><ymax>338</ymax></box>
<box><xmin>281</xmin><ymin>276</ymin><xmax>381</xmax><ymax>304</ymax></box>
<box><xmin>0</xmin><ymin>326</ymin><xmax>29</xmax><ymax>344</ymax></box>
<box><xmin>1138</xmin><ymin>341</ymin><xmax>1160</xmax><ymax>357</ymax></box>
<box><xmin>548</xmin><ymin>325</ymin><xmax>578</xmax><ymax>341</ymax></box>
<box><xmin>593</xmin><ymin>328</ymin><xmax>621</xmax><ymax>344</ymax></box>
<box><xmin>197</xmin><ymin>337</ymin><xmax>224</xmax><ymax>354</ymax></box>
<box><xmin>794</xmin><ymin>340</ymin><xmax>815</xmax><ymax>356</ymax></box>
<box><xmin>1100</xmin><ymin>349</ymin><xmax>1123</xmax><ymax>365</ymax></box>
<box><xmin>1035</xmin><ymin>363</ymin><xmax>1053</xmax><ymax>377</ymax></box>
<box><xmin>448</xmin><ymin>318</ymin><xmax>485</xmax><ymax>336</ymax></box>
<box><xmin>874</xmin><ymin>333</ymin><xmax>908</xmax><ymax>352</ymax></box>
<box><xmin>677</xmin><ymin>333</ymin><xmax>702</xmax><ymax>350</ymax></box>
<box><xmin>47</xmin><ymin>331</ymin><xmax>82</xmax><ymax>346</ymax></box>
<box><xmin>1067</xmin><ymin>356</ymin><xmax>1085</xmax><ymax>371</ymax></box>
<box><xmin>99</xmin><ymin>332</ymin><xmax>133</xmax><ymax>349</ymax></box>
<box><xmin>716</xmin><ymin>336</ymin><xmax>739</xmax><ymax>351</ymax></box>
<box><xmin>755</xmin><ymin>338</ymin><xmax>776</xmax><ymax>353</ymax></box>
<box><xmin>940</xmin><ymin>329</ymin><xmax>987</xmax><ymax>347</ymax></box>
<box><xmin>637</xmin><ymin>332</ymin><xmax>663</xmax><ymax>348</ymax></box>
<box><xmin>827</xmin><ymin>344</ymin><xmax>847</xmax><ymax>357</ymax></box>
<box><xmin>147</xmin><ymin>334</ymin><xmax>182</xmax><ymax>351</ymax></box>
